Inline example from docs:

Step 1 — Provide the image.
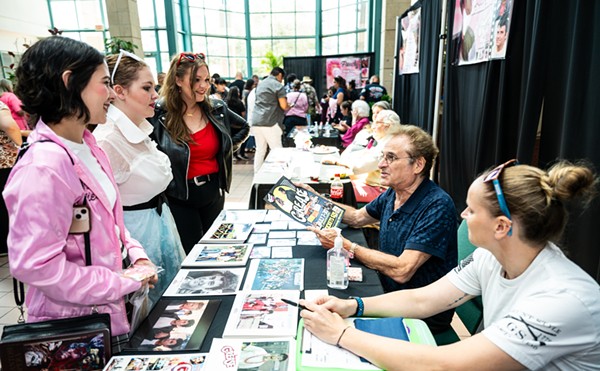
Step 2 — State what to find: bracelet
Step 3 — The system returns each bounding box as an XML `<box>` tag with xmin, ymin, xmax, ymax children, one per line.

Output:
<box><xmin>351</xmin><ymin>296</ymin><xmax>364</xmax><ymax>317</ymax></box>
<box><xmin>336</xmin><ymin>325</ymin><xmax>352</xmax><ymax>348</ymax></box>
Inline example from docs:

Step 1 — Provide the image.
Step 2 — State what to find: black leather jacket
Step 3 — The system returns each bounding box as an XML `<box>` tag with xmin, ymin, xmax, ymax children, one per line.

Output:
<box><xmin>150</xmin><ymin>98</ymin><xmax>249</xmax><ymax>201</ymax></box>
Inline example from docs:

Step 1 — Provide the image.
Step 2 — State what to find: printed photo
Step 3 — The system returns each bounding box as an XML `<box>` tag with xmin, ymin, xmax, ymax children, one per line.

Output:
<box><xmin>164</xmin><ymin>268</ymin><xmax>245</xmax><ymax>296</ymax></box>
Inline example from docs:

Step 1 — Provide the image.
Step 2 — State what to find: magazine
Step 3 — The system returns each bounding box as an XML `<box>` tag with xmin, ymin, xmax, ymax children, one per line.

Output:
<box><xmin>244</xmin><ymin>259</ymin><xmax>304</xmax><ymax>291</ymax></box>
<box><xmin>200</xmin><ymin>222</ymin><xmax>254</xmax><ymax>244</ymax></box>
<box><xmin>223</xmin><ymin>290</ymin><xmax>300</xmax><ymax>338</ymax></box>
<box><xmin>104</xmin><ymin>353</ymin><xmax>207</xmax><ymax>370</ymax></box>
<box><xmin>163</xmin><ymin>268</ymin><xmax>245</xmax><ymax>296</ymax></box>
<box><xmin>263</xmin><ymin>176</ymin><xmax>345</xmax><ymax>229</ymax></box>
<box><xmin>181</xmin><ymin>243</ymin><xmax>252</xmax><ymax>267</ymax></box>
<box><xmin>128</xmin><ymin>299</ymin><xmax>220</xmax><ymax>352</ymax></box>
<box><xmin>203</xmin><ymin>338</ymin><xmax>295</xmax><ymax>371</ymax></box>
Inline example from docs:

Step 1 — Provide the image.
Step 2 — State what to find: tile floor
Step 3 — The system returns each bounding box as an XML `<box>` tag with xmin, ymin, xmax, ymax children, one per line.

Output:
<box><xmin>0</xmin><ymin>155</ymin><xmax>471</xmax><ymax>341</ymax></box>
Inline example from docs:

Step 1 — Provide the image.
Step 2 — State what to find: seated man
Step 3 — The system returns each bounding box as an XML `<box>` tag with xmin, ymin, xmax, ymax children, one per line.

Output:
<box><xmin>306</xmin><ymin>125</ymin><xmax>458</xmax><ymax>333</ymax></box>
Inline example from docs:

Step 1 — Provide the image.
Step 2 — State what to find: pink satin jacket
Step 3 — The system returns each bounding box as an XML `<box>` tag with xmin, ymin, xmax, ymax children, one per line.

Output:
<box><xmin>3</xmin><ymin>121</ymin><xmax>148</xmax><ymax>336</ymax></box>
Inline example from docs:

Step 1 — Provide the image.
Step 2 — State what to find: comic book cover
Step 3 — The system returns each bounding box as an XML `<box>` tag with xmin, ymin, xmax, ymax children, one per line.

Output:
<box><xmin>263</xmin><ymin>176</ymin><xmax>345</xmax><ymax>229</ymax></box>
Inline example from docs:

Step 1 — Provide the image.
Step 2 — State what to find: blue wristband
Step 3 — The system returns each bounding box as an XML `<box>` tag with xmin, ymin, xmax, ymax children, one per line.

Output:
<box><xmin>351</xmin><ymin>296</ymin><xmax>364</xmax><ymax>317</ymax></box>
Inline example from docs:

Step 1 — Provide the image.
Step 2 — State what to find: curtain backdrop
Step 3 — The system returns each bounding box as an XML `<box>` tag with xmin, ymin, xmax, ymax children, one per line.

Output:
<box><xmin>440</xmin><ymin>0</ymin><xmax>600</xmax><ymax>281</ymax></box>
<box><xmin>392</xmin><ymin>0</ymin><xmax>441</xmax><ymax>132</ymax></box>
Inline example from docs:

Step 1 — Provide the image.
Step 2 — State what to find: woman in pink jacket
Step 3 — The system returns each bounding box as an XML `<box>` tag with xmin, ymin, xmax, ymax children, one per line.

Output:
<box><xmin>3</xmin><ymin>36</ymin><xmax>156</xmax><ymax>354</ymax></box>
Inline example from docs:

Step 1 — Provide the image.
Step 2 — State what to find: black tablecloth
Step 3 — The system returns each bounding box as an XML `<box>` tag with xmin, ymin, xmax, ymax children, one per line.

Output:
<box><xmin>283</xmin><ymin>129</ymin><xmax>341</xmax><ymax>148</ymax></box>
<box><xmin>129</xmin><ymin>226</ymin><xmax>383</xmax><ymax>353</ymax></box>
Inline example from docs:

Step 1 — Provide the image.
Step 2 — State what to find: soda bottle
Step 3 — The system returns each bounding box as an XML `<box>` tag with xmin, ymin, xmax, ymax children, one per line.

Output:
<box><xmin>330</xmin><ymin>173</ymin><xmax>344</xmax><ymax>203</ymax></box>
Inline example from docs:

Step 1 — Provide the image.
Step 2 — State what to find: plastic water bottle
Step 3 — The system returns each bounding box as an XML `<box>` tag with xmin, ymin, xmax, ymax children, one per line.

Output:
<box><xmin>330</xmin><ymin>174</ymin><xmax>344</xmax><ymax>203</ymax></box>
<box><xmin>327</xmin><ymin>228</ymin><xmax>349</xmax><ymax>289</ymax></box>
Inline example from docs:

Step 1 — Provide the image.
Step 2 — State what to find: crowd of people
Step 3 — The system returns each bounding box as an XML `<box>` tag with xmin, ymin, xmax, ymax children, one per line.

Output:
<box><xmin>1</xmin><ymin>35</ymin><xmax>599</xmax><ymax>369</ymax></box>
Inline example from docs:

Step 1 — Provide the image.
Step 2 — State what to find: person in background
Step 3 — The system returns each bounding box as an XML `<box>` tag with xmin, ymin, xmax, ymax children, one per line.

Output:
<box><xmin>229</xmin><ymin>71</ymin><xmax>245</xmax><ymax>92</ymax></box>
<box><xmin>333</xmin><ymin>100</ymin><xmax>353</xmax><ymax>134</ymax></box>
<box><xmin>331</xmin><ymin>76</ymin><xmax>347</xmax><ymax>122</ymax></box>
<box><xmin>210</xmin><ymin>78</ymin><xmax>228</xmax><ymax>100</ymax></box>
<box><xmin>283</xmin><ymin>79</ymin><xmax>308</xmax><ymax>136</ymax></box>
<box><xmin>284</xmin><ymin>73</ymin><xmax>297</xmax><ymax>94</ymax></box>
<box><xmin>93</xmin><ymin>50</ymin><xmax>185</xmax><ymax>306</ymax></box>
<box><xmin>347</xmin><ymin>80</ymin><xmax>361</xmax><ymax>102</ymax></box>
<box><xmin>0</xmin><ymin>79</ymin><xmax>30</xmax><ymax>133</ymax></box>
<box><xmin>244</xmin><ymin>78</ymin><xmax>258</xmax><ymax>154</ymax></box>
<box><xmin>371</xmin><ymin>100</ymin><xmax>391</xmax><ymax>121</ymax></box>
<box><xmin>252</xmin><ymin>74</ymin><xmax>260</xmax><ymax>88</ymax></box>
<box><xmin>301</xmin><ymin>160</ymin><xmax>600</xmax><ymax>370</ymax></box>
<box><xmin>0</xmin><ymin>101</ymin><xmax>22</xmax><ymax>255</ymax></box>
<box><xmin>251</xmin><ymin>67</ymin><xmax>289</xmax><ymax>173</ymax></box>
<box><xmin>150</xmin><ymin>52</ymin><xmax>249</xmax><ymax>253</ymax></box>
<box><xmin>242</xmin><ymin>78</ymin><xmax>255</xmax><ymax>103</ymax></box>
<box><xmin>5</xmin><ymin>36</ymin><xmax>156</xmax><ymax>353</ymax></box>
<box><xmin>301</xmin><ymin>125</ymin><xmax>458</xmax><ymax>334</ymax></box>
<box><xmin>155</xmin><ymin>72</ymin><xmax>166</xmax><ymax>93</ymax></box>
<box><xmin>210</xmin><ymin>73</ymin><xmax>220</xmax><ymax>95</ymax></box>
<box><xmin>360</xmin><ymin>75</ymin><xmax>388</xmax><ymax>103</ymax></box>
<box><xmin>339</xmin><ymin>100</ymin><xmax>371</xmax><ymax>148</ymax></box>
<box><xmin>301</xmin><ymin>76</ymin><xmax>319</xmax><ymax>124</ymax></box>
<box><xmin>225</xmin><ymin>86</ymin><xmax>249</xmax><ymax>161</ymax></box>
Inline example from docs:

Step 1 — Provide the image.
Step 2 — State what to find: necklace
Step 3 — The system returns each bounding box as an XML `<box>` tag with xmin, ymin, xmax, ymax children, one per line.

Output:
<box><xmin>185</xmin><ymin>106</ymin><xmax>198</xmax><ymax>117</ymax></box>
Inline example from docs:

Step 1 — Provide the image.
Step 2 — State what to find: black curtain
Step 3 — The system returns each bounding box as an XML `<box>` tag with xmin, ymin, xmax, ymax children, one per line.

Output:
<box><xmin>393</xmin><ymin>0</ymin><xmax>441</xmax><ymax>132</ymax></box>
<box><xmin>440</xmin><ymin>0</ymin><xmax>600</xmax><ymax>281</ymax></box>
<box><xmin>283</xmin><ymin>52</ymin><xmax>375</xmax><ymax>101</ymax></box>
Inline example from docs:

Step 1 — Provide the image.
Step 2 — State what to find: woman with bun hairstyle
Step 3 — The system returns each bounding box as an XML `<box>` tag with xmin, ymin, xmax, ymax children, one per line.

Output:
<box><xmin>4</xmin><ymin>36</ymin><xmax>156</xmax><ymax>353</ymax></box>
<box><xmin>301</xmin><ymin>159</ymin><xmax>600</xmax><ymax>370</ymax></box>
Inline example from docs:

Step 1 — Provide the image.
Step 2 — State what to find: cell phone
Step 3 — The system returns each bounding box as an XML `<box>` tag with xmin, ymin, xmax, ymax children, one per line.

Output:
<box><xmin>69</xmin><ymin>205</ymin><xmax>91</xmax><ymax>234</ymax></box>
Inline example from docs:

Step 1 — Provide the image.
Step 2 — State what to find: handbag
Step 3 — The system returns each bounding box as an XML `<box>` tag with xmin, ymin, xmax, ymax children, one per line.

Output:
<box><xmin>0</xmin><ymin>313</ymin><xmax>112</xmax><ymax>370</ymax></box>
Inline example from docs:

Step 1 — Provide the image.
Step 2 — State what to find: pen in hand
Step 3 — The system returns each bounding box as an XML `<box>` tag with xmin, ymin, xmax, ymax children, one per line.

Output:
<box><xmin>282</xmin><ymin>298</ymin><xmax>307</xmax><ymax>310</ymax></box>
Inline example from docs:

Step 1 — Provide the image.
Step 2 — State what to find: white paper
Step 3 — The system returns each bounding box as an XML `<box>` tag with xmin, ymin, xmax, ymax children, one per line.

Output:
<box><xmin>264</xmin><ymin>209</ymin><xmax>286</xmax><ymax>221</ymax></box>
<box><xmin>269</xmin><ymin>231</ymin><xmax>296</xmax><ymax>239</ymax></box>
<box><xmin>297</xmin><ymin>230</ymin><xmax>321</xmax><ymax>245</ymax></box>
<box><xmin>270</xmin><ymin>220</ymin><xmax>289</xmax><ymax>230</ymax></box>
<box><xmin>247</xmin><ymin>233</ymin><xmax>268</xmax><ymax>244</ymax></box>
<box><xmin>250</xmin><ymin>246</ymin><xmax>271</xmax><ymax>259</ymax></box>
<box><xmin>268</xmin><ymin>238</ymin><xmax>296</xmax><ymax>247</ymax></box>
<box><xmin>252</xmin><ymin>223</ymin><xmax>272</xmax><ymax>234</ymax></box>
<box><xmin>271</xmin><ymin>246</ymin><xmax>294</xmax><ymax>258</ymax></box>
<box><xmin>303</xmin><ymin>289</ymin><xmax>329</xmax><ymax>302</ymax></box>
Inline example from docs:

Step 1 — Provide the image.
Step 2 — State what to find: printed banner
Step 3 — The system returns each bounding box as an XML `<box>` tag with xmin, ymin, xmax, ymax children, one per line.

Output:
<box><xmin>399</xmin><ymin>7</ymin><xmax>422</xmax><ymax>75</ymax></box>
<box><xmin>325</xmin><ymin>56</ymin><xmax>370</xmax><ymax>88</ymax></box>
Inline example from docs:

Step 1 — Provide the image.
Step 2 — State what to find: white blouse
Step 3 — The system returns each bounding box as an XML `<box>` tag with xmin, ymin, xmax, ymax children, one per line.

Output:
<box><xmin>93</xmin><ymin>105</ymin><xmax>173</xmax><ymax>206</ymax></box>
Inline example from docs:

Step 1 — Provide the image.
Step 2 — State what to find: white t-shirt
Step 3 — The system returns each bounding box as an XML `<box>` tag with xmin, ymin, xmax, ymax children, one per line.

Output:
<box><xmin>247</xmin><ymin>89</ymin><xmax>256</xmax><ymax>126</ymax></box>
<box><xmin>60</xmin><ymin>137</ymin><xmax>117</xmax><ymax>210</ymax></box>
<box><xmin>93</xmin><ymin>105</ymin><xmax>172</xmax><ymax>206</ymax></box>
<box><xmin>447</xmin><ymin>243</ymin><xmax>600</xmax><ymax>370</ymax></box>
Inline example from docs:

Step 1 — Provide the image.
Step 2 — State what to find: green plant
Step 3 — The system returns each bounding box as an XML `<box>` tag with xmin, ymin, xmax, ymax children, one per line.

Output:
<box><xmin>380</xmin><ymin>94</ymin><xmax>392</xmax><ymax>104</ymax></box>
<box><xmin>105</xmin><ymin>37</ymin><xmax>138</xmax><ymax>55</ymax></box>
<box><xmin>260</xmin><ymin>51</ymin><xmax>284</xmax><ymax>74</ymax></box>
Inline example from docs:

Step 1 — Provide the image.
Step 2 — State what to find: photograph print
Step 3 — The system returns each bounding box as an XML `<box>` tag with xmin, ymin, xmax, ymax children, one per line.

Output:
<box><xmin>181</xmin><ymin>243</ymin><xmax>252</xmax><ymax>268</ymax></box>
<box><xmin>129</xmin><ymin>299</ymin><xmax>220</xmax><ymax>352</ymax></box>
<box><xmin>103</xmin><ymin>353</ymin><xmax>207</xmax><ymax>370</ymax></box>
<box><xmin>164</xmin><ymin>268</ymin><xmax>245</xmax><ymax>296</ymax></box>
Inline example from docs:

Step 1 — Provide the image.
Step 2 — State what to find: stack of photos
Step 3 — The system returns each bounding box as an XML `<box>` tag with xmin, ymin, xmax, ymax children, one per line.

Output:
<box><xmin>224</xmin><ymin>290</ymin><xmax>301</xmax><ymax>338</ymax></box>
<box><xmin>200</xmin><ymin>222</ymin><xmax>254</xmax><ymax>244</ymax></box>
<box><xmin>181</xmin><ymin>243</ymin><xmax>252</xmax><ymax>267</ymax></box>
<box><xmin>203</xmin><ymin>338</ymin><xmax>295</xmax><ymax>371</ymax></box>
<box><xmin>163</xmin><ymin>268</ymin><xmax>245</xmax><ymax>296</ymax></box>
<box><xmin>244</xmin><ymin>259</ymin><xmax>305</xmax><ymax>291</ymax></box>
<box><xmin>129</xmin><ymin>299</ymin><xmax>220</xmax><ymax>352</ymax></box>
<box><xmin>103</xmin><ymin>353</ymin><xmax>207</xmax><ymax>370</ymax></box>
<box><xmin>217</xmin><ymin>209</ymin><xmax>268</xmax><ymax>223</ymax></box>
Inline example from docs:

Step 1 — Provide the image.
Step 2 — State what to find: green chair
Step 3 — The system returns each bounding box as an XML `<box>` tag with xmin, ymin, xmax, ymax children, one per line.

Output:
<box><xmin>433</xmin><ymin>220</ymin><xmax>484</xmax><ymax>345</ymax></box>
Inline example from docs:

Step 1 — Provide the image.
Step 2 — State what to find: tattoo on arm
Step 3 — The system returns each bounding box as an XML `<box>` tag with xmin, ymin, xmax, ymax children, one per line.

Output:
<box><xmin>447</xmin><ymin>293</ymin><xmax>469</xmax><ymax>308</ymax></box>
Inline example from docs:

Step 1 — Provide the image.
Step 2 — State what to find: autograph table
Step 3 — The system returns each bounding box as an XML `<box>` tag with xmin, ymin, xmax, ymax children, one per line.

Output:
<box><xmin>129</xmin><ymin>211</ymin><xmax>382</xmax><ymax>353</ymax></box>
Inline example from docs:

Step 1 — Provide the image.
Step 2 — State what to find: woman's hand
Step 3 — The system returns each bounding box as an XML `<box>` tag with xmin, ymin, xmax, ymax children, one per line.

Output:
<box><xmin>308</xmin><ymin>295</ymin><xmax>358</xmax><ymax>318</ymax></box>
<box><xmin>300</xmin><ymin>299</ymin><xmax>351</xmax><ymax>345</ymax></box>
<box><xmin>134</xmin><ymin>259</ymin><xmax>159</xmax><ymax>289</ymax></box>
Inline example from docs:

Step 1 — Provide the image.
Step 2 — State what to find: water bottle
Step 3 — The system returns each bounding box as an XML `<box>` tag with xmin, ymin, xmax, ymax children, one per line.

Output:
<box><xmin>330</xmin><ymin>174</ymin><xmax>344</xmax><ymax>203</ymax></box>
<box><xmin>327</xmin><ymin>228</ymin><xmax>349</xmax><ymax>289</ymax></box>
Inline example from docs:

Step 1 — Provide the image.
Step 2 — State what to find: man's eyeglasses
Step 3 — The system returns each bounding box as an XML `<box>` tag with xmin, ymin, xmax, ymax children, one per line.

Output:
<box><xmin>483</xmin><ymin>159</ymin><xmax>518</xmax><ymax>236</ymax></box>
<box><xmin>378</xmin><ymin>152</ymin><xmax>413</xmax><ymax>165</ymax></box>
<box><xmin>176</xmin><ymin>52</ymin><xmax>205</xmax><ymax>67</ymax></box>
<box><xmin>111</xmin><ymin>49</ymin><xmax>144</xmax><ymax>85</ymax></box>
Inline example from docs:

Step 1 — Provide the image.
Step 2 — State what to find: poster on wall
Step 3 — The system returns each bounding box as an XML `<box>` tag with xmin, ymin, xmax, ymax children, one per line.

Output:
<box><xmin>453</xmin><ymin>0</ymin><xmax>514</xmax><ymax>65</ymax></box>
<box><xmin>399</xmin><ymin>7</ymin><xmax>421</xmax><ymax>75</ymax></box>
<box><xmin>325</xmin><ymin>56</ymin><xmax>370</xmax><ymax>89</ymax></box>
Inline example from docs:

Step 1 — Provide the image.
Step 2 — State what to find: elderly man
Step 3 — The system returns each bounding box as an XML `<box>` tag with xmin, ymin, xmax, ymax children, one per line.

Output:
<box><xmin>308</xmin><ymin>124</ymin><xmax>457</xmax><ymax>333</ymax></box>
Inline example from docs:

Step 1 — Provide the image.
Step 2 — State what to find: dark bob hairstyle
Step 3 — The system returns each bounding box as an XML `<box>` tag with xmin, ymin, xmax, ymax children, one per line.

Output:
<box><xmin>15</xmin><ymin>36</ymin><xmax>105</xmax><ymax>126</ymax></box>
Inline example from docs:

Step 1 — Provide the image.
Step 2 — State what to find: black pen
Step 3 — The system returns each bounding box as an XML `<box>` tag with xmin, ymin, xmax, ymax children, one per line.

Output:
<box><xmin>281</xmin><ymin>298</ymin><xmax>307</xmax><ymax>310</ymax></box>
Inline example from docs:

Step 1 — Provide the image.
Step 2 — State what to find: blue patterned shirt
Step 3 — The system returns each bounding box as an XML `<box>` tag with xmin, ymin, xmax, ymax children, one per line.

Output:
<box><xmin>365</xmin><ymin>179</ymin><xmax>458</xmax><ymax>292</ymax></box>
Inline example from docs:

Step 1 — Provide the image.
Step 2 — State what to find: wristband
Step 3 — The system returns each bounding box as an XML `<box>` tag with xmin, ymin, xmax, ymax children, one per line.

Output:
<box><xmin>350</xmin><ymin>296</ymin><xmax>364</xmax><ymax>317</ymax></box>
<box><xmin>349</xmin><ymin>243</ymin><xmax>358</xmax><ymax>259</ymax></box>
<box><xmin>336</xmin><ymin>326</ymin><xmax>352</xmax><ymax>348</ymax></box>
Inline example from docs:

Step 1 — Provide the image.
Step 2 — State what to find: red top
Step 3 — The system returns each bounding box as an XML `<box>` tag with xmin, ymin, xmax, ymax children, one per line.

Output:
<box><xmin>187</xmin><ymin>122</ymin><xmax>219</xmax><ymax>178</ymax></box>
